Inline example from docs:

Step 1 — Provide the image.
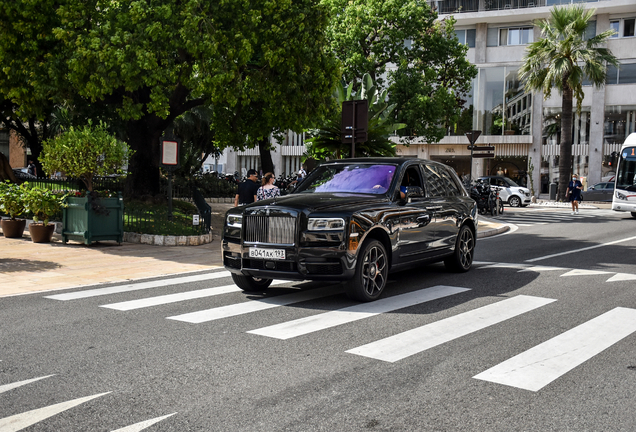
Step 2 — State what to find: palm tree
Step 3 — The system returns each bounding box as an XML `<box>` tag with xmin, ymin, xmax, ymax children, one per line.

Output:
<box><xmin>519</xmin><ymin>5</ymin><xmax>618</xmax><ymax>201</ymax></box>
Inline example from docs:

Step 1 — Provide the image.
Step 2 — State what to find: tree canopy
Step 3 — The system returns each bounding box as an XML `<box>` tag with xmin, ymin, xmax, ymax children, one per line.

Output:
<box><xmin>1</xmin><ymin>0</ymin><xmax>339</xmax><ymax>195</ymax></box>
<box><xmin>520</xmin><ymin>5</ymin><xmax>618</xmax><ymax>200</ymax></box>
<box><xmin>322</xmin><ymin>0</ymin><xmax>477</xmax><ymax>144</ymax></box>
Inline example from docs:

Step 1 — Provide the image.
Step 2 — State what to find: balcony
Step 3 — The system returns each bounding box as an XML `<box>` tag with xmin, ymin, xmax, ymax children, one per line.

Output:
<box><xmin>429</xmin><ymin>0</ymin><xmax>613</xmax><ymax>15</ymax></box>
<box><xmin>428</xmin><ymin>0</ymin><xmax>545</xmax><ymax>14</ymax></box>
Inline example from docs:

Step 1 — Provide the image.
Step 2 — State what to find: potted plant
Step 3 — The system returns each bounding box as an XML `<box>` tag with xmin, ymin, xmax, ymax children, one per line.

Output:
<box><xmin>0</xmin><ymin>180</ymin><xmax>27</xmax><ymax>238</ymax></box>
<box><xmin>21</xmin><ymin>184</ymin><xmax>67</xmax><ymax>243</ymax></box>
<box><xmin>40</xmin><ymin>121</ymin><xmax>132</xmax><ymax>245</ymax></box>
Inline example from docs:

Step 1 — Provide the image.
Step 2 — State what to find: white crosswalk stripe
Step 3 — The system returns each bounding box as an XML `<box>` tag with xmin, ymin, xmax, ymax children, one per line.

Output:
<box><xmin>110</xmin><ymin>413</ymin><xmax>177</xmax><ymax>432</ymax></box>
<box><xmin>493</xmin><ymin>209</ymin><xmax>608</xmax><ymax>226</ymax></box>
<box><xmin>474</xmin><ymin>307</ymin><xmax>636</xmax><ymax>391</ymax></box>
<box><xmin>0</xmin><ymin>392</ymin><xmax>110</xmax><ymax>431</ymax></box>
<box><xmin>44</xmin><ymin>271</ymin><xmax>232</xmax><ymax>301</ymax></box>
<box><xmin>248</xmin><ymin>285</ymin><xmax>470</xmax><ymax>340</ymax></box>
<box><xmin>346</xmin><ymin>295</ymin><xmax>556</xmax><ymax>362</ymax></box>
<box><xmin>100</xmin><ymin>280</ymin><xmax>287</xmax><ymax>311</ymax></box>
<box><xmin>0</xmin><ymin>375</ymin><xmax>54</xmax><ymax>395</ymax></box>
<box><xmin>167</xmin><ymin>285</ymin><xmax>341</xmax><ymax>323</ymax></box>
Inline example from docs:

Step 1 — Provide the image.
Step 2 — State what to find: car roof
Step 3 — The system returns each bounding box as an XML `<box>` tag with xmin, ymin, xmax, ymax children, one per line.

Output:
<box><xmin>319</xmin><ymin>157</ymin><xmax>445</xmax><ymax>167</ymax></box>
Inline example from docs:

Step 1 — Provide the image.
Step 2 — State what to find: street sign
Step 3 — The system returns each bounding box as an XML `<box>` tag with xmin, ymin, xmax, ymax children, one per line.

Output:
<box><xmin>467</xmin><ymin>145</ymin><xmax>495</xmax><ymax>151</ymax></box>
<box><xmin>341</xmin><ymin>100</ymin><xmax>369</xmax><ymax>135</ymax></box>
<box><xmin>465</xmin><ymin>130</ymin><xmax>482</xmax><ymax>145</ymax></box>
<box><xmin>472</xmin><ymin>152</ymin><xmax>495</xmax><ymax>158</ymax></box>
<box><xmin>341</xmin><ymin>100</ymin><xmax>369</xmax><ymax>158</ymax></box>
<box><xmin>341</xmin><ymin>132</ymin><xmax>368</xmax><ymax>143</ymax></box>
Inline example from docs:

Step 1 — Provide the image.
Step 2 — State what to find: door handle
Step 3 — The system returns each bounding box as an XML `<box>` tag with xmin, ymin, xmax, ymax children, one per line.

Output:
<box><xmin>416</xmin><ymin>214</ymin><xmax>431</xmax><ymax>227</ymax></box>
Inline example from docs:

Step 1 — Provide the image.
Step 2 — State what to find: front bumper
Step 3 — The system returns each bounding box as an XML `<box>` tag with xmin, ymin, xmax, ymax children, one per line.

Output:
<box><xmin>222</xmin><ymin>239</ymin><xmax>357</xmax><ymax>281</ymax></box>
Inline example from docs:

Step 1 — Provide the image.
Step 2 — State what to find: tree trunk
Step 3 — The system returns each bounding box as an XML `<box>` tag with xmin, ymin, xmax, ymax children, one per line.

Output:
<box><xmin>258</xmin><ymin>137</ymin><xmax>274</xmax><ymax>175</ymax></box>
<box><xmin>557</xmin><ymin>84</ymin><xmax>574</xmax><ymax>201</ymax></box>
<box><xmin>124</xmin><ymin>117</ymin><xmax>164</xmax><ymax>198</ymax></box>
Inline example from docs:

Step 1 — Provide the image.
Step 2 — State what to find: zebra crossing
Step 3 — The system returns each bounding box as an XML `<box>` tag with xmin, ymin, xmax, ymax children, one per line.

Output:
<box><xmin>0</xmin><ymin>373</ymin><xmax>176</xmax><ymax>431</ymax></box>
<box><xmin>38</xmin><ymin>265</ymin><xmax>636</xmax><ymax>394</ymax></box>
<box><xmin>4</xmin><ymin>265</ymin><xmax>636</xmax><ymax>429</ymax></box>
<box><xmin>492</xmin><ymin>209</ymin><xmax>610</xmax><ymax>226</ymax></box>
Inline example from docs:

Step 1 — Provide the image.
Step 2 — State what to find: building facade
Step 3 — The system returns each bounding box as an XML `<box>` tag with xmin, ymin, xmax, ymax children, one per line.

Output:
<box><xmin>0</xmin><ymin>129</ymin><xmax>27</xmax><ymax>169</ymax></box>
<box><xmin>395</xmin><ymin>0</ymin><xmax>636</xmax><ymax>197</ymax></box>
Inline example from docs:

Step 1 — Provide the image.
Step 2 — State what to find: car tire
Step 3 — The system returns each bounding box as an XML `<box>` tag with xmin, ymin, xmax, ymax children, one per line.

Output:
<box><xmin>346</xmin><ymin>239</ymin><xmax>388</xmax><ymax>302</ymax></box>
<box><xmin>231</xmin><ymin>273</ymin><xmax>273</xmax><ymax>292</ymax></box>
<box><xmin>444</xmin><ymin>225</ymin><xmax>475</xmax><ymax>273</ymax></box>
<box><xmin>631</xmin><ymin>212</ymin><xmax>636</xmax><ymax>218</ymax></box>
<box><xmin>508</xmin><ymin>196</ymin><xmax>521</xmax><ymax>207</ymax></box>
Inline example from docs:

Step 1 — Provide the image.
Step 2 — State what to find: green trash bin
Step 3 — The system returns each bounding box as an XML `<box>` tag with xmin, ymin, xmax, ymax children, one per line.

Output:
<box><xmin>62</xmin><ymin>193</ymin><xmax>124</xmax><ymax>245</ymax></box>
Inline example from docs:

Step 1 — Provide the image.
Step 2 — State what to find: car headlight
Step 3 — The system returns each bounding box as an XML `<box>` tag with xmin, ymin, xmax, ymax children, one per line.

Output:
<box><xmin>226</xmin><ymin>214</ymin><xmax>243</xmax><ymax>227</ymax></box>
<box><xmin>307</xmin><ymin>217</ymin><xmax>345</xmax><ymax>231</ymax></box>
<box><xmin>616</xmin><ymin>191</ymin><xmax>627</xmax><ymax>201</ymax></box>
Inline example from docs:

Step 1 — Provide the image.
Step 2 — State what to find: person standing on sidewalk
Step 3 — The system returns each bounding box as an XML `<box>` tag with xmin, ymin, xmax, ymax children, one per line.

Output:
<box><xmin>566</xmin><ymin>173</ymin><xmax>583</xmax><ymax>215</ymax></box>
<box><xmin>234</xmin><ymin>169</ymin><xmax>260</xmax><ymax>206</ymax></box>
<box><xmin>256</xmin><ymin>172</ymin><xmax>280</xmax><ymax>201</ymax></box>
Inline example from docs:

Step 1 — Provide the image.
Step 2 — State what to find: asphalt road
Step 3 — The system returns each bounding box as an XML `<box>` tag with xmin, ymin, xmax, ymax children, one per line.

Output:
<box><xmin>2</xmin><ymin>207</ymin><xmax>636</xmax><ymax>432</ymax></box>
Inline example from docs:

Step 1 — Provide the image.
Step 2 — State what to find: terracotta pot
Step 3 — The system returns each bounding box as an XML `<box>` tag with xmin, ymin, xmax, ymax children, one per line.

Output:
<box><xmin>1</xmin><ymin>218</ymin><xmax>27</xmax><ymax>238</ymax></box>
<box><xmin>28</xmin><ymin>223</ymin><xmax>55</xmax><ymax>243</ymax></box>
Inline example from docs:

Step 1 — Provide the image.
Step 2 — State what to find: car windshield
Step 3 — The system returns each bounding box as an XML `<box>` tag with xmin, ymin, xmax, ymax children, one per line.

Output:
<box><xmin>295</xmin><ymin>163</ymin><xmax>398</xmax><ymax>194</ymax></box>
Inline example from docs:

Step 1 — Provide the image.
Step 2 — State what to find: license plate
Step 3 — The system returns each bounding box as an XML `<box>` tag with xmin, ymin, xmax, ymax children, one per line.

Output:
<box><xmin>249</xmin><ymin>247</ymin><xmax>286</xmax><ymax>260</ymax></box>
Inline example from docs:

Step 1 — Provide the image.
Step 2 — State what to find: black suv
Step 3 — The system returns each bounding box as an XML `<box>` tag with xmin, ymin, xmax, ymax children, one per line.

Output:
<box><xmin>222</xmin><ymin>158</ymin><xmax>478</xmax><ymax>302</ymax></box>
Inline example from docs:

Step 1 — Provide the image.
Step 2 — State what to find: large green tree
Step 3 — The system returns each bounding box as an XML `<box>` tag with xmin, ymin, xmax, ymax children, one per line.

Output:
<box><xmin>322</xmin><ymin>0</ymin><xmax>476</xmax><ymax>143</ymax></box>
<box><xmin>520</xmin><ymin>5</ymin><xmax>618</xmax><ymax>201</ymax></box>
<box><xmin>0</xmin><ymin>0</ymin><xmax>338</xmax><ymax>196</ymax></box>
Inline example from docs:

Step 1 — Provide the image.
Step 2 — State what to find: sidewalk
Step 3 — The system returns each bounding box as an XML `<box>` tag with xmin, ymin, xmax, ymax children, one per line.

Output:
<box><xmin>1</xmin><ymin>207</ymin><xmax>508</xmax><ymax>298</ymax></box>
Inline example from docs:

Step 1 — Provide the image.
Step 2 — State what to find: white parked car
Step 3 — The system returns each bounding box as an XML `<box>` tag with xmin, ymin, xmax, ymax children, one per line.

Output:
<box><xmin>478</xmin><ymin>176</ymin><xmax>531</xmax><ymax>207</ymax></box>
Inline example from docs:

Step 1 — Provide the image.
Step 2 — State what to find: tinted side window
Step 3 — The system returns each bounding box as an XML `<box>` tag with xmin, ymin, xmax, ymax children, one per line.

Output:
<box><xmin>422</xmin><ymin>164</ymin><xmax>446</xmax><ymax>197</ymax></box>
<box><xmin>438</xmin><ymin>166</ymin><xmax>462</xmax><ymax>197</ymax></box>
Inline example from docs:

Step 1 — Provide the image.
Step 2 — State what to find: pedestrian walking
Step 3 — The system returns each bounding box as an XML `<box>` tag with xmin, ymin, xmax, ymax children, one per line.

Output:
<box><xmin>234</xmin><ymin>169</ymin><xmax>260</xmax><ymax>206</ymax></box>
<box><xmin>566</xmin><ymin>173</ymin><xmax>583</xmax><ymax>215</ymax></box>
<box><xmin>256</xmin><ymin>172</ymin><xmax>281</xmax><ymax>201</ymax></box>
<box><xmin>27</xmin><ymin>159</ymin><xmax>37</xmax><ymax>177</ymax></box>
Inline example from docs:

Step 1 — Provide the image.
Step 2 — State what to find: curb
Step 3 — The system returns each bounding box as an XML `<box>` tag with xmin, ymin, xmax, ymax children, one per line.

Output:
<box><xmin>122</xmin><ymin>231</ymin><xmax>214</xmax><ymax>246</ymax></box>
<box><xmin>1</xmin><ymin>219</ymin><xmax>214</xmax><ymax>247</ymax></box>
<box><xmin>477</xmin><ymin>225</ymin><xmax>510</xmax><ymax>239</ymax></box>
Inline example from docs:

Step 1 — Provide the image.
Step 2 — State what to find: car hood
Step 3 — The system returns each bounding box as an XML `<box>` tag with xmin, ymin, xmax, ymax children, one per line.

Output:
<box><xmin>242</xmin><ymin>192</ymin><xmax>389</xmax><ymax>214</ymax></box>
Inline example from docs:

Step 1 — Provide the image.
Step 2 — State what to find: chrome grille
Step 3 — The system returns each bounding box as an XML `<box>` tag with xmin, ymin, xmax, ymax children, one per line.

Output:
<box><xmin>244</xmin><ymin>215</ymin><xmax>296</xmax><ymax>245</ymax></box>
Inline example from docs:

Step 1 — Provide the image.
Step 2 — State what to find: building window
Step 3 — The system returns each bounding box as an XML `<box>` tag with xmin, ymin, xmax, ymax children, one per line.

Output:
<box><xmin>606</xmin><ymin>63</ymin><xmax>636</xmax><ymax>85</ymax></box>
<box><xmin>454</xmin><ymin>29</ymin><xmax>476</xmax><ymax>48</ymax></box>
<box><xmin>499</xmin><ymin>27</ymin><xmax>533</xmax><ymax>46</ymax></box>
<box><xmin>609</xmin><ymin>18</ymin><xmax>635</xmax><ymax>38</ymax></box>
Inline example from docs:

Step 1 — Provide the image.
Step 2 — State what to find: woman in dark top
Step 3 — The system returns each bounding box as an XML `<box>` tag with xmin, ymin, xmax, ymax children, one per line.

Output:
<box><xmin>566</xmin><ymin>173</ymin><xmax>583</xmax><ymax>215</ymax></box>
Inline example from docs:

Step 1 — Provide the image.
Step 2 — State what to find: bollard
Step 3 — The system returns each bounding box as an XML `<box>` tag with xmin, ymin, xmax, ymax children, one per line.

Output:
<box><xmin>549</xmin><ymin>183</ymin><xmax>557</xmax><ymax>201</ymax></box>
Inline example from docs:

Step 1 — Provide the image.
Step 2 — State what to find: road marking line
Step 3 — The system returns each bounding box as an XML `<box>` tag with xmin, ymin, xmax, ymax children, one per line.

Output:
<box><xmin>606</xmin><ymin>273</ymin><xmax>636</xmax><ymax>282</ymax></box>
<box><xmin>0</xmin><ymin>392</ymin><xmax>110</xmax><ymax>431</ymax></box>
<box><xmin>248</xmin><ymin>285</ymin><xmax>470</xmax><ymax>340</ymax></box>
<box><xmin>560</xmin><ymin>269</ymin><xmax>613</xmax><ymax>277</ymax></box>
<box><xmin>44</xmin><ymin>272</ymin><xmax>232</xmax><ymax>300</ymax></box>
<box><xmin>110</xmin><ymin>413</ymin><xmax>177</xmax><ymax>432</ymax></box>
<box><xmin>100</xmin><ymin>280</ymin><xmax>288</xmax><ymax>311</ymax></box>
<box><xmin>0</xmin><ymin>375</ymin><xmax>55</xmax><ymax>395</ymax></box>
<box><xmin>346</xmin><ymin>295</ymin><xmax>555</xmax><ymax>363</ymax></box>
<box><xmin>474</xmin><ymin>307</ymin><xmax>636</xmax><ymax>392</ymax></box>
<box><xmin>525</xmin><ymin>235</ymin><xmax>636</xmax><ymax>263</ymax></box>
<box><xmin>519</xmin><ymin>265</ymin><xmax>567</xmax><ymax>272</ymax></box>
<box><xmin>478</xmin><ymin>263</ymin><xmax>531</xmax><ymax>270</ymax></box>
<box><xmin>167</xmin><ymin>286</ymin><xmax>340</xmax><ymax>324</ymax></box>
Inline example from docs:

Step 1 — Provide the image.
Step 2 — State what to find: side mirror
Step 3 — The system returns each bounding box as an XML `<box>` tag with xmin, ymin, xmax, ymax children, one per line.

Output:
<box><xmin>406</xmin><ymin>186</ymin><xmax>424</xmax><ymax>198</ymax></box>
